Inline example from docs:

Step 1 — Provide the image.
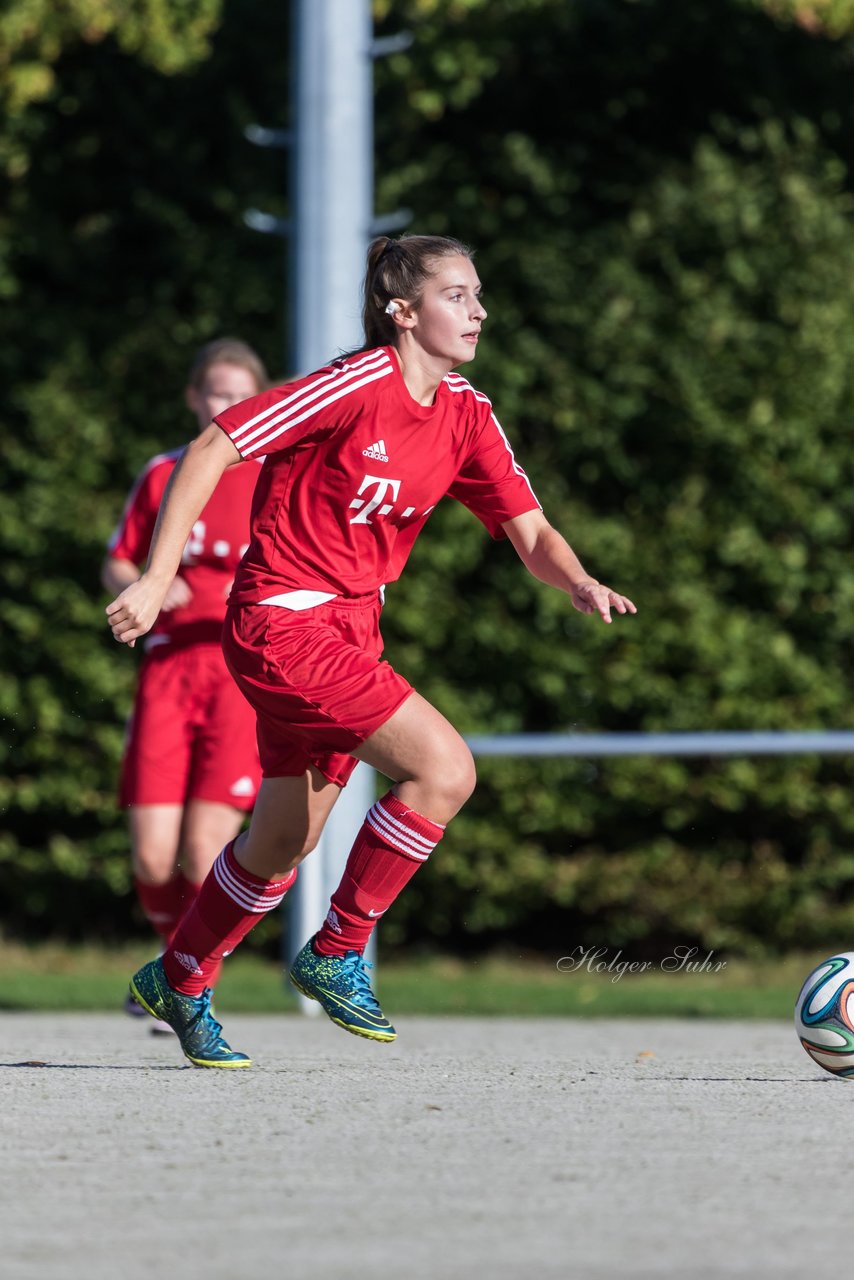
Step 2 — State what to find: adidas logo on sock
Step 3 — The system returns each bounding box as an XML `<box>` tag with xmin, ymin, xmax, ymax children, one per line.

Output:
<box><xmin>362</xmin><ymin>439</ymin><xmax>389</xmax><ymax>462</ymax></box>
<box><xmin>325</xmin><ymin>907</ymin><xmax>342</xmax><ymax>934</ymax></box>
<box><xmin>174</xmin><ymin>951</ymin><xmax>203</xmax><ymax>976</ymax></box>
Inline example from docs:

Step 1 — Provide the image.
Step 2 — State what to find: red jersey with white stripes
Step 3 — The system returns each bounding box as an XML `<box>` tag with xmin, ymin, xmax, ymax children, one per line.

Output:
<box><xmin>109</xmin><ymin>449</ymin><xmax>261</xmax><ymax>647</ymax></box>
<box><xmin>214</xmin><ymin>346</ymin><xmax>540</xmax><ymax>602</ymax></box>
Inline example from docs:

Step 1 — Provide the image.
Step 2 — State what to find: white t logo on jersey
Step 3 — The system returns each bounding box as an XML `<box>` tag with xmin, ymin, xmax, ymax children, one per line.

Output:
<box><xmin>349</xmin><ymin>474</ymin><xmax>402</xmax><ymax>525</ymax></box>
<box><xmin>182</xmin><ymin>520</ymin><xmax>207</xmax><ymax>563</ymax></box>
<box><xmin>182</xmin><ymin>520</ymin><xmax>236</xmax><ymax>563</ymax></box>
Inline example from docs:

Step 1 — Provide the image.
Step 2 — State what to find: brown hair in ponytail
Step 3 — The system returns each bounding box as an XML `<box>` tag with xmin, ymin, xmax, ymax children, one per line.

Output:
<box><xmin>359</xmin><ymin>234</ymin><xmax>474</xmax><ymax>352</ymax></box>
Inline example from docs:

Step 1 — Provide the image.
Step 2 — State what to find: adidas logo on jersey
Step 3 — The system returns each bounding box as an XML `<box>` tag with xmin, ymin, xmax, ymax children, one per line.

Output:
<box><xmin>362</xmin><ymin>439</ymin><xmax>389</xmax><ymax>462</ymax></box>
<box><xmin>229</xmin><ymin>776</ymin><xmax>256</xmax><ymax>798</ymax></box>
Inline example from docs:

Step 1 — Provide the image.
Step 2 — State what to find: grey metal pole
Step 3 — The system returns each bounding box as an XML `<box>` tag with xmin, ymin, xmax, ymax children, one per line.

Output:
<box><xmin>284</xmin><ymin>0</ymin><xmax>377</xmax><ymax>997</ymax></box>
<box><xmin>289</xmin><ymin>0</ymin><xmax>372</xmax><ymax>370</ymax></box>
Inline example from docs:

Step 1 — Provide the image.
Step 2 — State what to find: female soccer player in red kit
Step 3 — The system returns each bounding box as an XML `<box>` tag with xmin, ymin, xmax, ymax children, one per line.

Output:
<box><xmin>107</xmin><ymin>235</ymin><xmax>636</xmax><ymax>1068</ymax></box>
<box><xmin>103</xmin><ymin>339</ymin><xmax>266</xmax><ymax>1025</ymax></box>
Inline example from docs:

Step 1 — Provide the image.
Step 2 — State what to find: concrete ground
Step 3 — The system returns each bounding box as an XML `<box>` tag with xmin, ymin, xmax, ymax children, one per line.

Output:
<box><xmin>0</xmin><ymin>1013</ymin><xmax>841</xmax><ymax>1279</ymax></box>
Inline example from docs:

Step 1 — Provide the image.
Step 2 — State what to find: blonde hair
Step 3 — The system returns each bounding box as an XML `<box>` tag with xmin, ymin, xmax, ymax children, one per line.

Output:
<box><xmin>188</xmin><ymin>338</ymin><xmax>269</xmax><ymax>392</ymax></box>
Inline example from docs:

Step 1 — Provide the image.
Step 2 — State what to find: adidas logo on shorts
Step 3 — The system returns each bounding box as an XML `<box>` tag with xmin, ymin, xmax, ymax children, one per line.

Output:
<box><xmin>362</xmin><ymin>439</ymin><xmax>389</xmax><ymax>462</ymax></box>
<box><xmin>229</xmin><ymin>776</ymin><xmax>256</xmax><ymax>797</ymax></box>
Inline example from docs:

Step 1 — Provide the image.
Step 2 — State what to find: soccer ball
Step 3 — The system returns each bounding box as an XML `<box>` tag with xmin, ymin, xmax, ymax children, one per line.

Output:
<box><xmin>795</xmin><ymin>952</ymin><xmax>854</xmax><ymax>1078</ymax></box>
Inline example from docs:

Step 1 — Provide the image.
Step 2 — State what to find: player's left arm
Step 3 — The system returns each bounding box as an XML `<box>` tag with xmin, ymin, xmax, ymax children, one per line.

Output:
<box><xmin>502</xmin><ymin>508</ymin><xmax>637</xmax><ymax>624</ymax></box>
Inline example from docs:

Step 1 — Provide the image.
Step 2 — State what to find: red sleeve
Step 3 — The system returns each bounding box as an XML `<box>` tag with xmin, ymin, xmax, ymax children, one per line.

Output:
<box><xmin>447</xmin><ymin>403</ymin><xmax>541</xmax><ymax>538</ymax></box>
<box><xmin>107</xmin><ymin>456</ymin><xmax>172</xmax><ymax>564</ymax></box>
<box><xmin>214</xmin><ymin>360</ymin><xmax>365</xmax><ymax>459</ymax></box>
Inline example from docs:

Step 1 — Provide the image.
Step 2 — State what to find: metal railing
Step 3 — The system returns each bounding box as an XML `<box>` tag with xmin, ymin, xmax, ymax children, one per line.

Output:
<box><xmin>464</xmin><ymin>730</ymin><xmax>854</xmax><ymax>758</ymax></box>
<box><xmin>283</xmin><ymin>730</ymin><xmax>854</xmax><ymax>1008</ymax></box>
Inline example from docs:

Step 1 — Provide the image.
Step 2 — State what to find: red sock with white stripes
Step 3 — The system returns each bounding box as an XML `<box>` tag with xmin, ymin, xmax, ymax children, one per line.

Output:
<box><xmin>176</xmin><ymin>872</ymin><xmax>201</xmax><ymax>918</ymax></box>
<box><xmin>134</xmin><ymin>875</ymin><xmax>186</xmax><ymax>943</ymax></box>
<box><xmin>162</xmin><ymin>841</ymin><xmax>296</xmax><ymax>996</ymax></box>
<box><xmin>174</xmin><ymin>876</ymin><xmax>221</xmax><ymax>987</ymax></box>
<box><xmin>314</xmin><ymin>792</ymin><xmax>445</xmax><ymax>957</ymax></box>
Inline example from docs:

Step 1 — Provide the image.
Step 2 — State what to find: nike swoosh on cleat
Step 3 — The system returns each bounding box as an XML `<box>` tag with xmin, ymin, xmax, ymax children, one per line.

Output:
<box><xmin>318</xmin><ymin>987</ymin><xmax>389</xmax><ymax>1025</ymax></box>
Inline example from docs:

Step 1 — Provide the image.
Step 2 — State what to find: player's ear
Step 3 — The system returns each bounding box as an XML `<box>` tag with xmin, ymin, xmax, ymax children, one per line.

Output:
<box><xmin>388</xmin><ymin>298</ymin><xmax>417</xmax><ymax>330</ymax></box>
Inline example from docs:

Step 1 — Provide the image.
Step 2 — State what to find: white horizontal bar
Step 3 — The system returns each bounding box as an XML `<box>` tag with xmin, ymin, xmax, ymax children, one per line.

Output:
<box><xmin>463</xmin><ymin>731</ymin><xmax>854</xmax><ymax>758</ymax></box>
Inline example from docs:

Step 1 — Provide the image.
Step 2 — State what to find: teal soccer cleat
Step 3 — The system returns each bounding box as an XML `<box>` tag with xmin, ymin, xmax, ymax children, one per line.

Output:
<box><xmin>289</xmin><ymin>939</ymin><xmax>397</xmax><ymax>1042</ymax></box>
<box><xmin>129</xmin><ymin>957</ymin><xmax>251</xmax><ymax>1069</ymax></box>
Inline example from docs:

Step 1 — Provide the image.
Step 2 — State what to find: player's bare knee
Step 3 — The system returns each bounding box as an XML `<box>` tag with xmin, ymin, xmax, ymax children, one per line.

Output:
<box><xmin>273</xmin><ymin>828</ymin><xmax>320</xmax><ymax>870</ymax></box>
<box><xmin>428</xmin><ymin>746</ymin><xmax>476</xmax><ymax>814</ymax></box>
<box><xmin>131</xmin><ymin>848</ymin><xmax>175</xmax><ymax>883</ymax></box>
<box><xmin>236</xmin><ymin>826</ymin><xmax>313</xmax><ymax>879</ymax></box>
<box><xmin>298</xmin><ymin>829</ymin><xmax>323</xmax><ymax>861</ymax></box>
<box><xmin>450</xmin><ymin>751</ymin><xmax>477</xmax><ymax>808</ymax></box>
<box><xmin>181</xmin><ymin>839</ymin><xmax>214</xmax><ymax>878</ymax></box>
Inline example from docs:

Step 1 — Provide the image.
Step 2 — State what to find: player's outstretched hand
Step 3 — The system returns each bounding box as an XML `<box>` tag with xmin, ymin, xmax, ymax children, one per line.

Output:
<box><xmin>106</xmin><ymin>576</ymin><xmax>167</xmax><ymax>648</ymax></box>
<box><xmin>571</xmin><ymin>580</ymin><xmax>637</xmax><ymax>624</ymax></box>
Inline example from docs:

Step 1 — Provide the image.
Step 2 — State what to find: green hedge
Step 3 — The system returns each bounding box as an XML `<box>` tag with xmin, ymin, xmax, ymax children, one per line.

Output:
<box><xmin>4</xmin><ymin>0</ymin><xmax>854</xmax><ymax>955</ymax></box>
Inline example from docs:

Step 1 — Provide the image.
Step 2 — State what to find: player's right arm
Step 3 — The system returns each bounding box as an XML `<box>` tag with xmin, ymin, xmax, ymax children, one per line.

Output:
<box><xmin>106</xmin><ymin>424</ymin><xmax>240</xmax><ymax>646</ymax></box>
<box><xmin>101</xmin><ymin>555</ymin><xmax>194</xmax><ymax>613</ymax></box>
<box><xmin>101</xmin><ymin>556</ymin><xmax>140</xmax><ymax>599</ymax></box>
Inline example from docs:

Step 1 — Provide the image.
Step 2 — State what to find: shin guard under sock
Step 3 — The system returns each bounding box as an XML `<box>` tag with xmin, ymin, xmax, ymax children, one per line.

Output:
<box><xmin>134</xmin><ymin>875</ymin><xmax>186</xmax><ymax>944</ymax></box>
<box><xmin>314</xmin><ymin>792</ymin><xmax>445</xmax><ymax>956</ymax></box>
<box><xmin>163</xmin><ymin>842</ymin><xmax>296</xmax><ymax>995</ymax></box>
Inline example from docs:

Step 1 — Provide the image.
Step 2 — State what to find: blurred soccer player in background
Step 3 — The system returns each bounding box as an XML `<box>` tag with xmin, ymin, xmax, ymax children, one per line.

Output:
<box><xmin>102</xmin><ymin>339</ymin><xmax>267</xmax><ymax>1030</ymax></box>
<box><xmin>108</xmin><ymin>235</ymin><xmax>636</xmax><ymax>1067</ymax></box>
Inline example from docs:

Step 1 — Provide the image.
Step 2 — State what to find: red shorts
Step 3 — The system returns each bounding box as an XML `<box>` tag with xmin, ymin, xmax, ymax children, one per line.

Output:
<box><xmin>120</xmin><ymin>643</ymin><xmax>261</xmax><ymax>809</ymax></box>
<box><xmin>222</xmin><ymin>596</ymin><xmax>414</xmax><ymax>787</ymax></box>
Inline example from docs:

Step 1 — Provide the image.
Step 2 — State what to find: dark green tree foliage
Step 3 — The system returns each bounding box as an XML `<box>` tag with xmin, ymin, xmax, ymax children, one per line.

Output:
<box><xmin>0</xmin><ymin>0</ymin><xmax>288</xmax><ymax>939</ymax></box>
<box><xmin>4</xmin><ymin>0</ymin><xmax>854</xmax><ymax>953</ymax></box>
<box><xmin>371</xmin><ymin>0</ymin><xmax>854</xmax><ymax>953</ymax></box>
